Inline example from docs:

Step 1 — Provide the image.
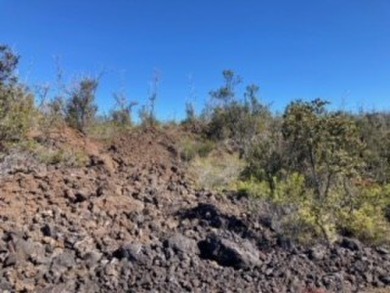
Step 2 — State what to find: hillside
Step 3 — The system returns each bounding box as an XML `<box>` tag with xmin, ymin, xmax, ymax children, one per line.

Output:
<box><xmin>0</xmin><ymin>127</ymin><xmax>389</xmax><ymax>293</ymax></box>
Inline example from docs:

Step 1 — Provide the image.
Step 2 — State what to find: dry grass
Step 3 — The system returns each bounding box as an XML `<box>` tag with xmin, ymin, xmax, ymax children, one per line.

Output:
<box><xmin>187</xmin><ymin>148</ymin><xmax>245</xmax><ymax>191</ymax></box>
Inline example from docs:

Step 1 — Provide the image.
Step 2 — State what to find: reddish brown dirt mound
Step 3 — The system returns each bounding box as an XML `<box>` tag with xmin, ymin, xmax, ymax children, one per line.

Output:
<box><xmin>107</xmin><ymin>127</ymin><xmax>179</xmax><ymax>167</ymax></box>
<box><xmin>0</xmin><ymin>127</ymin><xmax>389</xmax><ymax>292</ymax></box>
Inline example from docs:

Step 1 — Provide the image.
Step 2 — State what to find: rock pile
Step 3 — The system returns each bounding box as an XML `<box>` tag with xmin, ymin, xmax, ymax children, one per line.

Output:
<box><xmin>0</xmin><ymin>128</ymin><xmax>389</xmax><ymax>292</ymax></box>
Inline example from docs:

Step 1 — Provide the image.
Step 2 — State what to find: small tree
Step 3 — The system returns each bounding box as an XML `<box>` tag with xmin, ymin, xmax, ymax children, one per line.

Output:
<box><xmin>0</xmin><ymin>45</ymin><xmax>19</xmax><ymax>86</ymax></box>
<box><xmin>209</xmin><ymin>70</ymin><xmax>241</xmax><ymax>107</ymax></box>
<box><xmin>244</xmin><ymin>116</ymin><xmax>284</xmax><ymax>193</ymax></box>
<box><xmin>207</xmin><ymin>70</ymin><xmax>241</xmax><ymax>140</ymax></box>
<box><xmin>238</xmin><ymin>84</ymin><xmax>271</xmax><ymax>156</ymax></box>
<box><xmin>184</xmin><ymin>101</ymin><xmax>196</xmax><ymax>124</ymax></box>
<box><xmin>282</xmin><ymin>99</ymin><xmax>364</xmax><ymax>241</ymax></box>
<box><xmin>0</xmin><ymin>45</ymin><xmax>35</xmax><ymax>142</ymax></box>
<box><xmin>282</xmin><ymin>99</ymin><xmax>363</xmax><ymax>199</ymax></box>
<box><xmin>207</xmin><ymin>70</ymin><xmax>270</xmax><ymax>157</ymax></box>
<box><xmin>65</xmin><ymin>78</ymin><xmax>98</xmax><ymax>133</ymax></box>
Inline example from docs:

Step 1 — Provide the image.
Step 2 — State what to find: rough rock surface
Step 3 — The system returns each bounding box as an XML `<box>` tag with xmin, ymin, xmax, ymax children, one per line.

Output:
<box><xmin>0</xmin><ymin>128</ymin><xmax>389</xmax><ymax>292</ymax></box>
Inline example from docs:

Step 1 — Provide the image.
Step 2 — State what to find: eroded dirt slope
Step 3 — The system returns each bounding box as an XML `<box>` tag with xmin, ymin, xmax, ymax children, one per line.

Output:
<box><xmin>0</xmin><ymin>127</ymin><xmax>389</xmax><ymax>293</ymax></box>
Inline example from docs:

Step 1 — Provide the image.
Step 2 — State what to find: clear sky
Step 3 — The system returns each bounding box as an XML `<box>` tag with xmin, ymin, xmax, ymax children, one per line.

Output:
<box><xmin>1</xmin><ymin>0</ymin><xmax>390</xmax><ymax>119</ymax></box>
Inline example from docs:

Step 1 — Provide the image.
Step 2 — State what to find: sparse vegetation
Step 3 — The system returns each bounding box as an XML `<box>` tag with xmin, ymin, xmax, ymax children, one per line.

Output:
<box><xmin>204</xmin><ymin>70</ymin><xmax>271</xmax><ymax>157</ymax></box>
<box><xmin>0</xmin><ymin>45</ymin><xmax>36</xmax><ymax>144</ymax></box>
<box><xmin>139</xmin><ymin>71</ymin><xmax>160</xmax><ymax>128</ymax></box>
<box><xmin>179</xmin><ymin>138</ymin><xmax>215</xmax><ymax>162</ymax></box>
<box><xmin>0</xmin><ymin>44</ymin><xmax>389</xmax><ymax>248</ymax></box>
<box><xmin>188</xmin><ymin>149</ymin><xmax>245</xmax><ymax>191</ymax></box>
<box><xmin>65</xmin><ymin>77</ymin><xmax>99</xmax><ymax>133</ymax></box>
<box><xmin>110</xmin><ymin>92</ymin><xmax>137</xmax><ymax>128</ymax></box>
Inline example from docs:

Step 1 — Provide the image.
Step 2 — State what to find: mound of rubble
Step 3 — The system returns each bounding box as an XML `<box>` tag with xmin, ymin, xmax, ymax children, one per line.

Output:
<box><xmin>0</xmin><ymin>128</ymin><xmax>389</xmax><ymax>292</ymax></box>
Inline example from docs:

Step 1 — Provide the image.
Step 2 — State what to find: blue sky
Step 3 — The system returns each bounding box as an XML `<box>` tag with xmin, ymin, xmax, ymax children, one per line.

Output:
<box><xmin>1</xmin><ymin>0</ymin><xmax>390</xmax><ymax>119</ymax></box>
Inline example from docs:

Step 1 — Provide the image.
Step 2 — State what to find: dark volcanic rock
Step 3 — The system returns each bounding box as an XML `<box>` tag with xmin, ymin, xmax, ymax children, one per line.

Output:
<box><xmin>164</xmin><ymin>234</ymin><xmax>198</xmax><ymax>256</ymax></box>
<box><xmin>51</xmin><ymin>251</ymin><xmax>77</xmax><ymax>272</ymax></box>
<box><xmin>340</xmin><ymin>237</ymin><xmax>362</xmax><ymax>251</ymax></box>
<box><xmin>41</xmin><ymin>224</ymin><xmax>56</xmax><ymax>238</ymax></box>
<box><xmin>307</xmin><ymin>245</ymin><xmax>327</xmax><ymax>261</ymax></box>
<box><xmin>3</xmin><ymin>253</ymin><xmax>17</xmax><ymax>267</ymax></box>
<box><xmin>1</xmin><ymin>129</ymin><xmax>390</xmax><ymax>292</ymax></box>
<box><xmin>113</xmin><ymin>243</ymin><xmax>145</xmax><ymax>264</ymax></box>
<box><xmin>198</xmin><ymin>234</ymin><xmax>261</xmax><ymax>270</ymax></box>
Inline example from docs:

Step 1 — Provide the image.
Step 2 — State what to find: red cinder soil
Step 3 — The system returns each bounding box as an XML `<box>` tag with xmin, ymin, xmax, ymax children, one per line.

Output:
<box><xmin>0</xmin><ymin>127</ymin><xmax>389</xmax><ymax>292</ymax></box>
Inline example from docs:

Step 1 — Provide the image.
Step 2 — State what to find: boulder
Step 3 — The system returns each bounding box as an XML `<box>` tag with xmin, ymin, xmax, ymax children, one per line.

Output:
<box><xmin>198</xmin><ymin>234</ymin><xmax>261</xmax><ymax>269</ymax></box>
<box><xmin>164</xmin><ymin>234</ymin><xmax>198</xmax><ymax>256</ymax></box>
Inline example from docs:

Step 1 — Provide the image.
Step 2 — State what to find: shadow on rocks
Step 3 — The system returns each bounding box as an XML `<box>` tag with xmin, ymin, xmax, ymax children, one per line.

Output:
<box><xmin>176</xmin><ymin>203</ymin><xmax>271</xmax><ymax>249</ymax></box>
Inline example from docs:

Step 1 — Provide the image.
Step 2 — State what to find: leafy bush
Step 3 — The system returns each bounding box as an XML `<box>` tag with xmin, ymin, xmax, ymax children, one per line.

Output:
<box><xmin>282</xmin><ymin>99</ymin><xmax>363</xmax><ymax>189</ymax></box>
<box><xmin>242</xmin><ymin>117</ymin><xmax>284</xmax><ymax>191</ymax></box>
<box><xmin>205</xmin><ymin>70</ymin><xmax>271</xmax><ymax>157</ymax></box>
<box><xmin>0</xmin><ymin>86</ymin><xmax>35</xmax><ymax>142</ymax></box>
<box><xmin>235</xmin><ymin>174</ymin><xmax>330</xmax><ymax>244</ymax></box>
<box><xmin>243</xmin><ymin>99</ymin><xmax>367</xmax><ymax>241</ymax></box>
<box><xmin>179</xmin><ymin>138</ymin><xmax>215</xmax><ymax>162</ymax></box>
<box><xmin>356</xmin><ymin>112</ymin><xmax>390</xmax><ymax>184</ymax></box>
<box><xmin>240</xmin><ymin>99</ymin><xmax>390</xmax><ymax>244</ymax></box>
<box><xmin>337</xmin><ymin>183</ymin><xmax>390</xmax><ymax>245</ymax></box>
<box><xmin>0</xmin><ymin>45</ymin><xmax>18</xmax><ymax>85</ymax></box>
<box><xmin>236</xmin><ymin>174</ymin><xmax>390</xmax><ymax>245</ymax></box>
<box><xmin>65</xmin><ymin>78</ymin><xmax>98</xmax><ymax>133</ymax></box>
<box><xmin>0</xmin><ymin>45</ymin><xmax>36</xmax><ymax>143</ymax></box>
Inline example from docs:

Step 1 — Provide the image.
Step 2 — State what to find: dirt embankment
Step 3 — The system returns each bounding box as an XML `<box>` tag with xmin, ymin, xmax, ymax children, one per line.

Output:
<box><xmin>0</xmin><ymin>127</ymin><xmax>389</xmax><ymax>293</ymax></box>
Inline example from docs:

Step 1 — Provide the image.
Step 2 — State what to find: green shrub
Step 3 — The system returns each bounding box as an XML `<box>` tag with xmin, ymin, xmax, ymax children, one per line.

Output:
<box><xmin>236</xmin><ymin>174</ymin><xmax>390</xmax><ymax>245</ymax></box>
<box><xmin>235</xmin><ymin>179</ymin><xmax>271</xmax><ymax>198</ymax></box>
<box><xmin>337</xmin><ymin>183</ymin><xmax>390</xmax><ymax>245</ymax></box>
<box><xmin>356</xmin><ymin>112</ymin><xmax>390</xmax><ymax>184</ymax></box>
<box><xmin>235</xmin><ymin>174</ymin><xmax>330</xmax><ymax>244</ymax></box>
<box><xmin>179</xmin><ymin>139</ymin><xmax>215</xmax><ymax>162</ymax></box>
<box><xmin>65</xmin><ymin>78</ymin><xmax>98</xmax><ymax>133</ymax></box>
<box><xmin>205</xmin><ymin>70</ymin><xmax>271</xmax><ymax>157</ymax></box>
<box><xmin>0</xmin><ymin>86</ymin><xmax>36</xmax><ymax>142</ymax></box>
<box><xmin>340</xmin><ymin>205</ymin><xmax>390</xmax><ymax>244</ymax></box>
<box><xmin>242</xmin><ymin>99</ymin><xmax>368</xmax><ymax>242</ymax></box>
<box><xmin>0</xmin><ymin>45</ymin><xmax>36</xmax><ymax>143</ymax></box>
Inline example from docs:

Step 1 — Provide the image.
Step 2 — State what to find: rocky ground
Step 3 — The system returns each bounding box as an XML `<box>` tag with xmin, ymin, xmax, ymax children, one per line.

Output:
<box><xmin>0</xmin><ymin>128</ymin><xmax>389</xmax><ymax>293</ymax></box>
